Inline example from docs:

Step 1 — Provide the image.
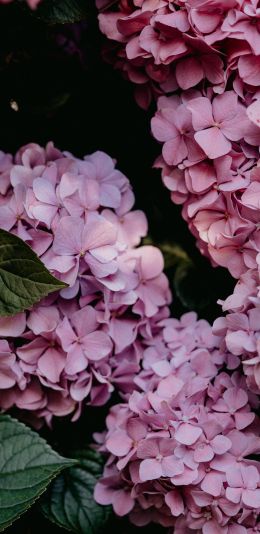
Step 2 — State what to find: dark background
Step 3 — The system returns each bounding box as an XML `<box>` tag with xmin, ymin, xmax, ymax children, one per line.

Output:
<box><xmin>1</xmin><ymin>3</ymin><xmax>234</xmax><ymax>533</ymax></box>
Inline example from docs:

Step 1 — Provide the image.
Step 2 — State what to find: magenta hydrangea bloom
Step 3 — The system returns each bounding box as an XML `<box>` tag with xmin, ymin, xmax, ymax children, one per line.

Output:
<box><xmin>94</xmin><ymin>312</ymin><xmax>260</xmax><ymax>532</ymax></box>
<box><xmin>0</xmin><ymin>142</ymin><xmax>171</xmax><ymax>424</ymax></box>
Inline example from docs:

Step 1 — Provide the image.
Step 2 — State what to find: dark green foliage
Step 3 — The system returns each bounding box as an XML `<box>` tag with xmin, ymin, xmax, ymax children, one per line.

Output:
<box><xmin>0</xmin><ymin>229</ymin><xmax>66</xmax><ymax>316</ymax></box>
<box><xmin>0</xmin><ymin>415</ymin><xmax>74</xmax><ymax>531</ymax></box>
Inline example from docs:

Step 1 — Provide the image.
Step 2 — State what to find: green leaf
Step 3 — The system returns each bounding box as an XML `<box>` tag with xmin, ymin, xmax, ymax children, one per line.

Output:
<box><xmin>0</xmin><ymin>414</ymin><xmax>74</xmax><ymax>532</ymax></box>
<box><xmin>0</xmin><ymin>229</ymin><xmax>67</xmax><ymax>316</ymax></box>
<box><xmin>30</xmin><ymin>0</ymin><xmax>89</xmax><ymax>24</ymax></box>
<box><xmin>40</xmin><ymin>448</ymin><xmax>111</xmax><ymax>533</ymax></box>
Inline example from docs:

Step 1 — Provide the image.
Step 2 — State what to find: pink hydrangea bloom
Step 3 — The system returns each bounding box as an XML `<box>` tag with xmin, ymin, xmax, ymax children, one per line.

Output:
<box><xmin>152</xmin><ymin>89</ymin><xmax>260</xmax><ymax>280</ymax></box>
<box><xmin>97</xmin><ymin>0</ymin><xmax>222</xmax><ymax>108</ymax></box>
<box><xmin>96</xmin><ymin>0</ymin><xmax>260</xmax><ymax>110</ymax></box>
<box><xmin>95</xmin><ymin>312</ymin><xmax>260</xmax><ymax>532</ymax></box>
<box><xmin>0</xmin><ymin>142</ymin><xmax>171</xmax><ymax>424</ymax></box>
<box><xmin>213</xmin><ymin>269</ymin><xmax>260</xmax><ymax>394</ymax></box>
<box><xmin>95</xmin><ymin>1</ymin><xmax>260</xmax><ymax>526</ymax></box>
<box><xmin>96</xmin><ymin>0</ymin><xmax>260</xmax><ymax>317</ymax></box>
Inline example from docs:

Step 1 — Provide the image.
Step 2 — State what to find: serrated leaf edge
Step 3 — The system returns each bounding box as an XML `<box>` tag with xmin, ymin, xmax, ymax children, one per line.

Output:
<box><xmin>0</xmin><ymin>229</ymin><xmax>67</xmax><ymax>316</ymax></box>
<box><xmin>0</xmin><ymin>414</ymin><xmax>75</xmax><ymax>532</ymax></box>
<box><xmin>39</xmin><ymin>447</ymin><xmax>111</xmax><ymax>534</ymax></box>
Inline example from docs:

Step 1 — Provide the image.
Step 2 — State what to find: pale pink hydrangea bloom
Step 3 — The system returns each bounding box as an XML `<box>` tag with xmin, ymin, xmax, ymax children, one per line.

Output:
<box><xmin>0</xmin><ymin>142</ymin><xmax>171</xmax><ymax>424</ymax></box>
<box><xmin>96</xmin><ymin>0</ymin><xmax>260</xmax><ymax>109</ymax></box>
<box><xmin>95</xmin><ymin>314</ymin><xmax>260</xmax><ymax>532</ymax></box>
<box><xmin>97</xmin><ymin>0</ymin><xmax>224</xmax><ymax>108</ymax></box>
<box><xmin>152</xmin><ymin>91</ymin><xmax>260</xmax><ymax>370</ymax></box>
<box><xmin>95</xmin><ymin>2</ymin><xmax>260</xmax><ymax>527</ymax></box>
<box><xmin>213</xmin><ymin>267</ymin><xmax>260</xmax><ymax>395</ymax></box>
<box><xmin>152</xmin><ymin>89</ymin><xmax>260</xmax><ymax>280</ymax></box>
<box><xmin>96</xmin><ymin>0</ymin><xmax>260</xmax><ymax>311</ymax></box>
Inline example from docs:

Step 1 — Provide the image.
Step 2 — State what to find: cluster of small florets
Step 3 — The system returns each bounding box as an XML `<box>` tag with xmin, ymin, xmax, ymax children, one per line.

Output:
<box><xmin>213</xmin><ymin>268</ymin><xmax>260</xmax><ymax>396</ymax></box>
<box><xmin>95</xmin><ymin>312</ymin><xmax>260</xmax><ymax>533</ymax></box>
<box><xmin>0</xmin><ymin>142</ymin><xmax>171</xmax><ymax>424</ymax></box>
<box><xmin>153</xmin><ymin>84</ymin><xmax>260</xmax><ymax>427</ymax></box>
<box><xmin>96</xmin><ymin>0</ymin><xmax>260</xmax><ymax>109</ymax></box>
<box><xmin>96</xmin><ymin>0</ymin><xmax>260</xmax><ymax>277</ymax></box>
<box><xmin>96</xmin><ymin>1</ymin><xmax>260</xmax><ymax>405</ymax></box>
<box><xmin>152</xmin><ymin>89</ymin><xmax>260</xmax><ymax>280</ymax></box>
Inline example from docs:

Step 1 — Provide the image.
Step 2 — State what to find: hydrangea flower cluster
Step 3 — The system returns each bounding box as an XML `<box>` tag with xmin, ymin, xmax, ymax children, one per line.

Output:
<box><xmin>95</xmin><ymin>312</ymin><xmax>260</xmax><ymax>533</ymax></box>
<box><xmin>96</xmin><ymin>1</ymin><xmax>260</xmax><ymax>403</ymax></box>
<box><xmin>96</xmin><ymin>0</ymin><xmax>260</xmax><ymax>277</ymax></box>
<box><xmin>213</xmin><ymin>268</ymin><xmax>260</xmax><ymax>396</ymax></box>
<box><xmin>0</xmin><ymin>142</ymin><xmax>171</xmax><ymax>424</ymax></box>
<box><xmin>152</xmin><ymin>89</ymin><xmax>260</xmax><ymax>279</ymax></box>
<box><xmin>97</xmin><ymin>0</ymin><xmax>260</xmax><ymax>110</ymax></box>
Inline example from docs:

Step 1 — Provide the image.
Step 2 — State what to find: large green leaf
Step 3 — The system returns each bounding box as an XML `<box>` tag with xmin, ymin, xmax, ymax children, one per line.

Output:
<box><xmin>0</xmin><ymin>414</ymin><xmax>74</xmax><ymax>531</ymax></box>
<box><xmin>31</xmin><ymin>0</ymin><xmax>89</xmax><ymax>24</ymax></box>
<box><xmin>40</xmin><ymin>448</ymin><xmax>111</xmax><ymax>533</ymax></box>
<box><xmin>0</xmin><ymin>229</ymin><xmax>67</xmax><ymax>316</ymax></box>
